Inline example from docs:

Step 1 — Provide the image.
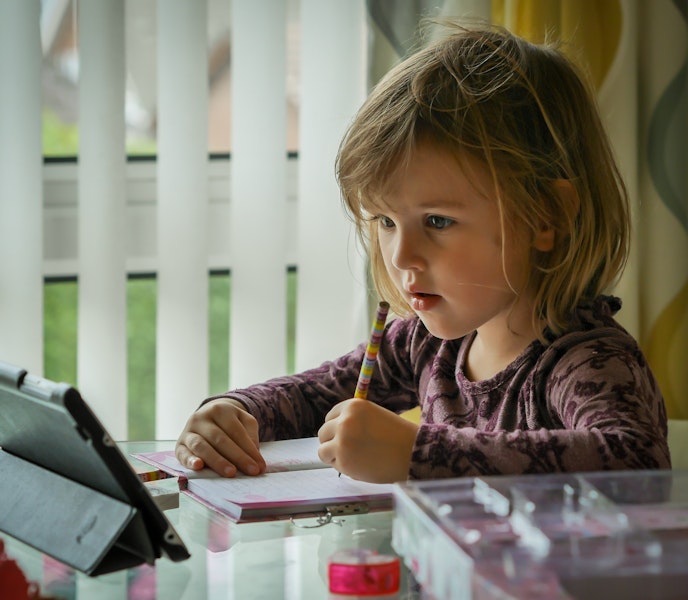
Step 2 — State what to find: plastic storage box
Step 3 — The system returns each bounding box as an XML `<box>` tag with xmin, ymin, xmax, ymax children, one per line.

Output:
<box><xmin>392</xmin><ymin>470</ymin><xmax>688</xmax><ymax>599</ymax></box>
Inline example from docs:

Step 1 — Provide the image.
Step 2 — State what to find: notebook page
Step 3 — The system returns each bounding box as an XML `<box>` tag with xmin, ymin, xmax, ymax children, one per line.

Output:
<box><xmin>187</xmin><ymin>467</ymin><xmax>393</xmax><ymax>514</ymax></box>
<box><xmin>133</xmin><ymin>437</ymin><xmax>326</xmax><ymax>477</ymax></box>
<box><xmin>259</xmin><ymin>437</ymin><xmax>325</xmax><ymax>472</ymax></box>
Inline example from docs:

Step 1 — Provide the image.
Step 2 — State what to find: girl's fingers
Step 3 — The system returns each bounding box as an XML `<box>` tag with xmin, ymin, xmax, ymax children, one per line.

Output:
<box><xmin>175</xmin><ymin>399</ymin><xmax>266</xmax><ymax>476</ymax></box>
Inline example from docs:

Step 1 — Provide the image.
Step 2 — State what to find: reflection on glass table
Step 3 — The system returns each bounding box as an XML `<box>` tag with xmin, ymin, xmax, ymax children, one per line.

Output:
<box><xmin>0</xmin><ymin>441</ymin><xmax>420</xmax><ymax>600</ymax></box>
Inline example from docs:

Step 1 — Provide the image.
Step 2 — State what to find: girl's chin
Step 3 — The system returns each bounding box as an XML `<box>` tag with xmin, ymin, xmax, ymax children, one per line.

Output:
<box><xmin>415</xmin><ymin>314</ymin><xmax>468</xmax><ymax>341</ymax></box>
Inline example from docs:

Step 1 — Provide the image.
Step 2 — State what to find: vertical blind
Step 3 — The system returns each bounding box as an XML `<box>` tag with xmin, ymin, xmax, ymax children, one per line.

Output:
<box><xmin>229</xmin><ymin>0</ymin><xmax>288</xmax><ymax>391</ymax></box>
<box><xmin>77</xmin><ymin>1</ymin><xmax>128</xmax><ymax>439</ymax></box>
<box><xmin>0</xmin><ymin>0</ymin><xmax>43</xmax><ymax>376</ymax></box>
<box><xmin>0</xmin><ymin>0</ymin><xmax>369</xmax><ymax>440</ymax></box>
<box><xmin>296</xmin><ymin>0</ymin><xmax>368</xmax><ymax>373</ymax></box>
<box><xmin>156</xmin><ymin>0</ymin><xmax>210</xmax><ymax>439</ymax></box>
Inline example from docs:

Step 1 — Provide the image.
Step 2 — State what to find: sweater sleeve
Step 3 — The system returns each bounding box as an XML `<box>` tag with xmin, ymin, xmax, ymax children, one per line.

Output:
<box><xmin>204</xmin><ymin>352</ymin><xmax>364</xmax><ymax>441</ymax></box>
<box><xmin>203</xmin><ymin>317</ymin><xmax>424</xmax><ymax>441</ymax></box>
<box><xmin>409</xmin><ymin>331</ymin><xmax>671</xmax><ymax>479</ymax></box>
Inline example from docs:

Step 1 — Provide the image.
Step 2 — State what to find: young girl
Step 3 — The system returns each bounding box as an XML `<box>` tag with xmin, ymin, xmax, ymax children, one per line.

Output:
<box><xmin>176</xmin><ymin>24</ymin><xmax>670</xmax><ymax>483</ymax></box>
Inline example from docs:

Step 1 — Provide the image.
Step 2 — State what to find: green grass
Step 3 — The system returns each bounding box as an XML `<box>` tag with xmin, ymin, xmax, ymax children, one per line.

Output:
<box><xmin>126</xmin><ymin>277</ymin><xmax>157</xmax><ymax>440</ymax></box>
<box><xmin>209</xmin><ymin>273</ymin><xmax>230</xmax><ymax>395</ymax></box>
<box><xmin>43</xmin><ymin>271</ymin><xmax>296</xmax><ymax>440</ymax></box>
<box><xmin>286</xmin><ymin>268</ymin><xmax>297</xmax><ymax>374</ymax></box>
<box><xmin>43</xmin><ymin>280</ymin><xmax>78</xmax><ymax>384</ymax></box>
<box><xmin>43</xmin><ymin>108</ymin><xmax>157</xmax><ymax>157</ymax></box>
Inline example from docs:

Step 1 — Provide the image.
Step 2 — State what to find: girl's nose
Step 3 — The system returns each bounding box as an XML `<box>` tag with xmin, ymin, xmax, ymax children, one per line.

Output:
<box><xmin>391</xmin><ymin>229</ymin><xmax>425</xmax><ymax>271</ymax></box>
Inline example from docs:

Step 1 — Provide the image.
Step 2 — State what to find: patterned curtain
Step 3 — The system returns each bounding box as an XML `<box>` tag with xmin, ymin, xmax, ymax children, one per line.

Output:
<box><xmin>633</xmin><ymin>1</ymin><xmax>688</xmax><ymax>421</ymax></box>
<box><xmin>366</xmin><ymin>0</ymin><xmax>688</xmax><ymax>419</ymax></box>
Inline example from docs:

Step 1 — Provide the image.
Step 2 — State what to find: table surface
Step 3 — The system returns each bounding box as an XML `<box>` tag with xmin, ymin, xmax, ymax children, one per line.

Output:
<box><xmin>1</xmin><ymin>441</ymin><xmax>420</xmax><ymax>600</ymax></box>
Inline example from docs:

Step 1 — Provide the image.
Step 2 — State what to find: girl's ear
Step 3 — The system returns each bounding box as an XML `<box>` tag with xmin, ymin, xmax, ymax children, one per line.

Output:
<box><xmin>533</xmin><ymin>179</ymin><xmax>580</xmax><ymax>252</ymax></box>
<box><xmin>532</xmin><ymin>222</ymin><xmax>555</xmax><ymax>252</ymax></box>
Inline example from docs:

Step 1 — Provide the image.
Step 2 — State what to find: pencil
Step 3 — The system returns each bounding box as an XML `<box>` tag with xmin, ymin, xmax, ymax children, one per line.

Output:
<box><xmin>338</xmin><ymin>301</ymin><xmax>390</xmax><ymax>477</ymax></box>
<box><xmin>354</xmin><ymin>301</ymin><xmax>390</xmax><ymax>399</ymax></box>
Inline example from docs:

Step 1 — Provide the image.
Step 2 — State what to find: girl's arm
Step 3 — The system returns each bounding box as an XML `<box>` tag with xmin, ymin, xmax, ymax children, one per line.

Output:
<box><xmin>177</xmin><ymin>317</ymin><xmax>427</xmax><ymax>476</ymax></box>
<box><xmin>207</xmin><ymin>317</ymin><xmax>427</xmax><ymax>440</ymax></box>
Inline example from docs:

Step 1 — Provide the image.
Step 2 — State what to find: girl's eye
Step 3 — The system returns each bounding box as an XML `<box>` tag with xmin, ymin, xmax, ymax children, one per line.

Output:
<box><xmin>426</xmin><ymin>215</ymin><xmax>454</xmax><ymax>230</ymax></box>
<box><xmin>378</xmin><ymin>215</ymin><xmax>395</xmax><ymax>229</ymax></box>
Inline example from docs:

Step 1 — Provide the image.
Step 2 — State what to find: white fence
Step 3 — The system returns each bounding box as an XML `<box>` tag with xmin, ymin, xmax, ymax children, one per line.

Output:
<box><xmin>0</xmin><ymin>0</ymin><xmax>371</xmax><ymax>440</ymax></box>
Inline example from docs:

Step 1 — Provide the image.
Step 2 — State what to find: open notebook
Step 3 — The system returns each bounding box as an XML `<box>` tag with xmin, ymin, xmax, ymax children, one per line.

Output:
<box><xmin>0</xmin><ymin>361</ymin><xmax>190</xmax><ymax>575</ymax></box>
<box><xmin>134</xmin><ymin>437</ymin><xmax>394</xmax><ymax>522</ymax></box>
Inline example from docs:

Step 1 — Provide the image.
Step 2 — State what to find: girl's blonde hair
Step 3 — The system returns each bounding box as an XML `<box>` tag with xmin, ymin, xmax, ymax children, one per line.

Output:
<box><xmin>336</xmin><ymin>24</ymin><xmax>630</xmax><ymax>339</ymax></box>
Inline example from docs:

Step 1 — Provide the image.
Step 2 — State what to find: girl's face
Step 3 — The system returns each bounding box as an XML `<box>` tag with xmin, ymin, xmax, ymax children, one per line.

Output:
<box><xmin>376</xmin><ymin>142</ymin><xmax>534</xmax><ymax>342</ymax></box>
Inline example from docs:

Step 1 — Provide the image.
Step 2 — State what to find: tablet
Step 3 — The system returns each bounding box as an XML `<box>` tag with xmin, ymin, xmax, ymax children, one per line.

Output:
<box><xmin>0</xmin><ymin>361</ymin><xmax>190</xmax><ymax>575</ymax></box>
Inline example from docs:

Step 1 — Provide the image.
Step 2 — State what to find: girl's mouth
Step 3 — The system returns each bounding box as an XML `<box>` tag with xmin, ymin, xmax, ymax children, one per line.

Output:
<box><xmin>409</xmin><ymin>292</ymin><xmax>441</xmax><ymax>312</ymax></box>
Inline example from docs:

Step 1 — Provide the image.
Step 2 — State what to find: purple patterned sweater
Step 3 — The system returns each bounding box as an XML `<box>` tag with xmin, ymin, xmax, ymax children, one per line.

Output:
<box><xmin>207</xmin><ymin>296</ymin><xmax>670</xmax><ymax>479</ymax></box>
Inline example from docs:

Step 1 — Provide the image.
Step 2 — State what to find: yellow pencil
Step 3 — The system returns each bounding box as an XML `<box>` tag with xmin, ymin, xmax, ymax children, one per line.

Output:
<box><xmin>354</xmin><ymin>301</ymin><xmax>390</xmax><ymax>399</ymax></box>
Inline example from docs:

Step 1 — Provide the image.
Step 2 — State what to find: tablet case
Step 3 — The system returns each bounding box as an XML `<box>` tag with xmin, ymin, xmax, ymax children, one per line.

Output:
<box><xmin>0</xmin><ymin>361</ymin><xmax>190</xmax><ymax>575</ymax></box>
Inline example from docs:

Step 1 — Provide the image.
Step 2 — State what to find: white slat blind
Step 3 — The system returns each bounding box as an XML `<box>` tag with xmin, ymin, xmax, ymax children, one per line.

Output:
<box><xmin>6</xmin><ymin>2</ymin><xmax>372</xmax><ymax>440</ymax></box>
<box><xmin>229</xmin><ymin>0</ymin><xmax>288</xmax><ymax>389</ymax></box>
<box><xmin>156</xmin><ymin>0</ymin><xmax>210</xmax><ymax>438</ymax></box>
<box><xmin>77</xmin><ymin>0</ymin><xmax>128</xmax><ymax>439</ymax></box>
<box><xmin>296</xmin><ymin>0</ymin><xmax>369</xmax><ymax>371</ymax></box>
<box><xmin>0</xmin><ymin>0</ymin><xmax>43</xmax><ymax>374</ymax></box>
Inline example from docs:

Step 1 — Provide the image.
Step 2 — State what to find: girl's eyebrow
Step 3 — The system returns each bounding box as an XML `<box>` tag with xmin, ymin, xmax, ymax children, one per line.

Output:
<box><xmin>415</xmin><ymin>197</ymin><xmax>467</xmax><ymax>210</ymax></box>
<box><xmin>369</xmin><ymin>197</ymin><xmax>468</xmax><ymax>215</ymax></box>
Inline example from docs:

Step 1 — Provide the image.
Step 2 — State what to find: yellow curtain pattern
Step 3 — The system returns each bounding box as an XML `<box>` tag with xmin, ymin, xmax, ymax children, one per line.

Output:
<box><xmin>491</xmin><ymin>0</ymin><xmax>621</xmax><ymax>89</ymax></box>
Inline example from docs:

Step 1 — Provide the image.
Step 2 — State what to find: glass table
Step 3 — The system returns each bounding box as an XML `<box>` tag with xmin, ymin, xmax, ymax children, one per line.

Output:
<box><xmin>0</xmin><ymin>441</ymin><xmax>420</xmax><ymax>599</ymax></box>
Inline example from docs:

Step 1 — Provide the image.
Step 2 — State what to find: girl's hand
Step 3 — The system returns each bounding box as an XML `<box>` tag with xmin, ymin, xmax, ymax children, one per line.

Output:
<box><xmin>317</xmin><ymin>399</ymin><xmax>418</xmax><ymax>483</ymax></box>
<box><xmin>175</xmin><ymin>398</ymin><xmax>267</xmax><ymax>477</ymax></box>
